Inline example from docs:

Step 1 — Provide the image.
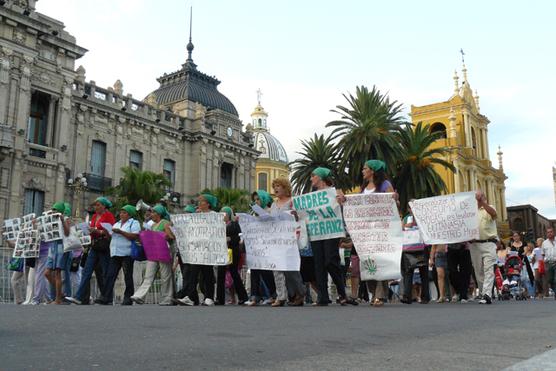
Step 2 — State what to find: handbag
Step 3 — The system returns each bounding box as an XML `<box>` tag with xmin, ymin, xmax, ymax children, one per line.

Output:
<box><xmin>131</xmin><ymin>239</ymin><xmax>146</xmax><ymax>261</ymax></box>
<box><xmin>8</xmin><ymin>257</ymin><xmax>24</xmax><ymax>272</ymax></box>
<box><xmin>91</xmin><ymin>237</ymin><xmax>110</xmax><ymax>253</ymax></box>
<box><xmin>63</xmin><ymin>230</ymin><xmax>83</xmax><ymax>252</ymax></box>
<box><xmin>538</xmin><ymin>259</ymin><xmax>545</xmax><ymax>275</ymax></box>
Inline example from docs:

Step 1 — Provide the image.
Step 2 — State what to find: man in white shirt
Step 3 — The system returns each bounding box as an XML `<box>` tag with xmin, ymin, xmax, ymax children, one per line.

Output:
<box><xmin>541</xmin><ymin>227</ymin><xmax>556</xmax><ymax>299</ymax></box>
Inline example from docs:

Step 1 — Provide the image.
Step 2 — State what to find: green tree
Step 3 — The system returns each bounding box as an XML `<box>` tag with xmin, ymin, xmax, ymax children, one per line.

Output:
<box><xmin>326</xmin><ymin>85</ymin><xmax>405</xmax><ymax>188</ymax></box>
<box><xmin>393</xmin><ymin>122</ymin><xmax>456</xmax><ymax>214</ymax></box>
<box><xmin>205</xmin><ymin>188</ymin><xmax>252</xmax><ymax>213</ymax></box>
<box><xmin>107</xmin><ymin>167</ymin><xmax>171</xmax><ymax>212</ymax></box>
<box><xmin>289</xmin><ymin>133</ymin><xmax>347</xmax><ymax>194</ymax></box>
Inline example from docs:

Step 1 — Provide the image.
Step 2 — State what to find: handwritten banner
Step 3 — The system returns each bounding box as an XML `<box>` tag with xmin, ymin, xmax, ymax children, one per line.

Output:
<box><xmin>408</xmin><ymin>192</ymin><xmax>479</xmax><ymax>244</ymax></box>
<box><xmin>343</xmin><ymin>193</ymin><xmax>402</xmax><ymax>281</ymax></box>
<box><xmin>171</xmin><ymin>212</ymin><xmax>228</xmax><ymax>266</ymax></box>
<box><xmin>292</xmin><ymin>188</ymin><xmax>345</xmax><ymax>241</ymax></box>
<box><xmin>238</xmin><ymin>213</ymin><xmax>300</xmax><ymax>271</ymax></box>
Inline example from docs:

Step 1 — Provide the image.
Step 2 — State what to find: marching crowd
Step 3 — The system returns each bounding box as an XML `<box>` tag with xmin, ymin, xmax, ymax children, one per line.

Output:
<box><xmin>7</xmin><ymin>160</ymin><xmax>556</xmax><ymax>307</ymax></box>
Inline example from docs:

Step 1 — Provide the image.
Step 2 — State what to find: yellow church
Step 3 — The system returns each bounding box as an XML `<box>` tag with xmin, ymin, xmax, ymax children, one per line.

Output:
<box><xmin>411</xmin><ymin>65</ymin><xmax>509</xmax><ymax>233</ymax></box>
<box><xmin>247</xmin><ymin>92</ymin><xmax>289</xmax><ymax>194</ymax></box>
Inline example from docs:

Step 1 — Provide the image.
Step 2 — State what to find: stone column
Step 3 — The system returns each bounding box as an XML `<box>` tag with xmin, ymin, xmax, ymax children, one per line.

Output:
<box><xmin>463</xmin><ymin>111</ymin><xmax>471</xmax><ymax>148</ymax></box>
<box><xmin>483</xmin><ymin>128</ymin><xmax>490</xmax><ymax>160</ymax></box>
<box><xmin>0</xmin><ymin>47</ymin><xmax>13</xmax><ymax>124</ymax></box>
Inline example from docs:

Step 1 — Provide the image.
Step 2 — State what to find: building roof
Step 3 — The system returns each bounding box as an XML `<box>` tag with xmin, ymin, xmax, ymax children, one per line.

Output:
<box><xmin>253</xmin><ymin>129</ymin><xmax>288</xmax><ymax>164</ymax></box>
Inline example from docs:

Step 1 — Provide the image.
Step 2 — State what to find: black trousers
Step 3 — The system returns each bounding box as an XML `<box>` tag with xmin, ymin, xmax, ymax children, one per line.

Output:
<box><xmin>217</xmin><ymin>246</ymin><xmax>248</xmax><ymax>304</ymax></box>
<box><xmin>102</xmin><ymin>256</ymin><xmax>134</xmax><ymax>303</ymax></box>
<box><xmin>250</xmin><ymin>269</ymin><xmax>276</xmax><ymax>300</ymax></box>
<box><xmin>447</xmin><ymin>248</ymin><xmax>472</xmax><ymax>300</ymax></box>
<box><xmin>401</xmin><ymin>251</ymin><xmax>430</xmax><ymax>302</ymax></box>
<box><xmin>312</xmin><ymin>238</ymin><xmax>347</xmax><ymax>304</ymax></box>
<box><xmin>81</xmin><ymin>253</ymin><xmax>107</xmax><ymax>304</ymax></box>
<box><xmin>183</xmin><ymin>264</ymin><xmax>214</xmax><ymax>304</ymax></box>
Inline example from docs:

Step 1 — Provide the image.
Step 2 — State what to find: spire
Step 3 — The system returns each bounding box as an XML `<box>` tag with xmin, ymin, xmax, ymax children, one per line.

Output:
<box><xmin>453</xmin><ymin>70</ymin><xmax>460</xmax><ymax>96</ymax></box>
<box><xmin>497</xmin><ymin>146</ymin><xmax>503</xmax><ymax>170</ymax></box>
<box><xmin>186</xmin><ymin>6</ymin><xmax>196</xmax><ymax>68</ymax></box>
<box><xmin>256</xmin><ymin>88</ymin><xmax>263</xmax><ymax>106</ymax></box>
<box><xmin>474</xmin><ymin>90</ymin><xmax>480</xmax><ymax>112</ymax></box>
<box><xmin>460</xmin><ymin>48</ymin><xmax>468</xmax><ymax>82</ymax></box>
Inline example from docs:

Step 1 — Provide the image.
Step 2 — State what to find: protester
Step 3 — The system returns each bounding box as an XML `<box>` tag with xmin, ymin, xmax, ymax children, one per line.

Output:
<box><xmin>508</xmin><ymin>231</ymin><xmax>526</xmax><ymax>258</ymax></box>
<box><xmin>132</xmin><ymin>204</ymin><xmax>175</xmax><ymax>305</ymax></box>
<box><xmin>541</xmin><ymin>227</ymin><xmax>556</xmax><ymax>299</ymax></box>
<box><xmin>96</xmin><ymin>205</ymin><xmax>140</xmax><ymax>305</ymax></box>
<box><xmin>469</xmin><ymin>190</ymin><xmax>498</xmax><ymax>305</ymax></box>
<box><xmin>175</xmin><ymin>204</ymin><xmax>196</xmax><ymax>301</ymax></box>
<box><xmin>521</xmin><ymin>243</ymin><xmax>535</xmax><ymax>298</ymax></box>
<box><xmin>533</xmin><ymin>237</ymin><xmax>544</xmax><ymax>299</ymax></box>
<box><xmin>246</xmin><ymin>190</ymin><xmax>277</xmax><ymax>306</ymax></box>
<box><xmin>67</xmin><ymin>197</ymin><xmax>115</xmax><ymax>305</ymax></box>
<box><xmin>43</xmin><ymin>202</ymin><xmax>72</xmax><ymax>304</ymax></box>
<box><xmin>177</xmin><ymin>195</ymin><xmax>218</xmax><ymax>306</ymax></box>
<box><xmin>216</xmin><ymin>206</ymin><xmax>249</xmax><ymax>305</ymax></box>
<box><xmin>361</xmin><ymin>160</ymin><xmax>397</xmax><ymax>307</ymax></box>
<box><xmin>308</xmin><ymin>167</ymin><xmax>353</xmax><ymax>306</ymax></box>
<box><xmin>269</xmin><ymin>178</ymin><xmax>306</xmax><ymax>307</ymax></box>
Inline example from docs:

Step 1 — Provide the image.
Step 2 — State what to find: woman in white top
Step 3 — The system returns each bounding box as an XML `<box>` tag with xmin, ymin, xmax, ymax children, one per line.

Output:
<box><xmin>96</xmin><ymin>205</ymin><xmax>141</xmax><ymax>305</ymax></box>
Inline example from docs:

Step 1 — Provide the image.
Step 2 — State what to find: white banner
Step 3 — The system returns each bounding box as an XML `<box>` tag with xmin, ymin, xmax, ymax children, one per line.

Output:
<box><xmin>171</xmin><ymin>213</ymin><xmax>228</xmax><ymax>266</ymax></box>
<box><xmin>343</xmin><ymin>193</ymin><xmax>403</xmax><ymax>281</ymax></box>
<box><xmin>238</xmin><ymin>213</ymin><xmax>300</xmax><ymax>271</ymax></box>
<box><xmin>292</xmin><ymin>188</ymin><xmax>346</xmax><ymax>241</ymax></box>
<box><xmin>409</xmin><ymin>192</ymin><xmax>479</xmax><ymax>244</ymax></box>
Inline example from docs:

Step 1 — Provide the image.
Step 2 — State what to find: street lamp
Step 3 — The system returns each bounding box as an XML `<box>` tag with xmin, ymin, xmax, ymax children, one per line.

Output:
<box><xmin>67</xmin><ymin>173</ymin><xmax>88</xmax><ymax>219</ymax></box>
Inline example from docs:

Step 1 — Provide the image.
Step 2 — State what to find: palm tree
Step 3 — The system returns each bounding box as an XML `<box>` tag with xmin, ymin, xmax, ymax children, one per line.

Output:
<box><xmin>326</xmin><ymin>85</ymin><xmax>405</xmax><ymax>188</ymax></box>
<box><xmin>108</xmin><ymin>167</ymin><xmax>171</xmax><ymax>209</ymax></box>
<box><xmin>208</xmin><ymin>188</ymin><xmax>251</xmax><ymax>213</ymax></box>
<box><xmin>393</xmin><ymin>122</ymin><xmax>456</xmax><ymax>214</ymax></box>
<box><xmin>289</xmin><ymin>133</ymin><xmax>347</xmax><ymax>195</ymax></box>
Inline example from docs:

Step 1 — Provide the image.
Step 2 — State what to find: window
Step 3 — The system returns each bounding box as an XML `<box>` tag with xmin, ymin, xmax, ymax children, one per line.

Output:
<box><xmin>28</xmin><ymin>91</ymin><xmax>51</xmax><ymax>157</ymax></box>
<box><xmin>90</xmin><ymin>140</ymin><xmax>107</xmax><ymax>176</ymax></box>
<box><xmin>471</xmin><ymin>127</ymin><xmax>477</xmax><ymax>153</ymax></box>
<box><xmin>220</xmin><ymin>163</ymin><xmax>233</xmax><ymax>188</ymax></box>
<box><xmin>24</xmin><ymin>189</ymin><xmax>44</xmax><ymax>215</ymax></box>
<box><xmin>163</xmin><ymin>159</ymin><xmax>175</xmax><ymax>188</ymax></box>
<box><xmin>430</xmin><ymin>122</ymin><xmax>447</xmax><ymax>139</ymax></box>
<box><xmin>129</xmin><ymin>150</ymin><xmax>143</xmax><ymax>170</ymax></box>
<box><xmin>258</xmin><ymin>172</ymin><xmax>268</xmax><ymax>192</ymax></box>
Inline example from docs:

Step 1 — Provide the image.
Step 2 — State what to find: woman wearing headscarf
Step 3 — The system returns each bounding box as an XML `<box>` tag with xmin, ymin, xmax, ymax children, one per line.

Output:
<box><xmin>95</xmin><ymin>205</ymin><xmax>141</xmax><ymax>305</ymax></box>
<box><xmin>246</xmin><ymin>190</ymin><xmax>277</xmax><ymax>306</ymax></box>
<box><xmin>269</xmin><ymin>178</ymin><xmax>306</xmax><ymax>307</ymax></box>
<box><xmin>174</xmin><ymin>204</ymin><xmax>197</xmax><ymax>300</ymax></box>
<box><xmin>44</xmin><ymin>201</ymin><xmax>71</xmax><ymax>304</ymax></box>
<box><xmin>67</xmin><ymin>197</ymin><xmax>115</xmax><ymax>305</ymax></box>
<box><xmin>361</xmin><ymin>160</ymin><xmax>398</xmax><ymax>307</ymax></box>
<box><xmin>215</xmin><ymin>206</ymin><xmax>249</xmax><ymax>305</ymax></box>
<box><xmin>309</xmin><ymin>167</ymin><xmax>353</xmax><ymax>306</ymax></box>
<box><xmin>131</xmin><ymin>204</ymin><xmax>175</xmax><ymax>305</ymax></box>
<box><xmin>177</xmin><ymin>194</ymin><xmax>218</xmax><ymax>306</ymax></box>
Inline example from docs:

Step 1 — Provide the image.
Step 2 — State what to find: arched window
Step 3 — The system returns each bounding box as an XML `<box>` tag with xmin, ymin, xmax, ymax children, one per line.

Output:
<box><xmin>258</xmin><ymin>172</ymin><xmax>268</xmax><ymax>192</ymax></box>
<box><xmin>258</xmin><ymin>118</ymin><xmax>262</xmax><ymax>125</ymax></box>
<box><xmin>220</xmin><ymin>163</ymin><xmax>234</xmax><ymax>188</ymax></box>
<box><xmin>512</xmin><ymin>217</ymin><xmax>524</xmax><ymax>233</ymax></box>
<box><xmin>430</xmin><ymin>122</ymin><xmax>447</xmax><ymax>139</ymax></box>
<box><xmin>471</xmin><ymin>127</ymin><xmax>477</xmax><ymax>153</ymax></box>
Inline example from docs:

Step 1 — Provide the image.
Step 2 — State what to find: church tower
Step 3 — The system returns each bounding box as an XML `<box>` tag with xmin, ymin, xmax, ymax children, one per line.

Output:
<box><xmin>410</xmin><ymin>61</ymin><xmax>508</xmax><ymax>232</ymax></box>
<box><xmin>248</xmin><ymin>90</ymin><xmax>289</xmax><ymax>194</ymax></box>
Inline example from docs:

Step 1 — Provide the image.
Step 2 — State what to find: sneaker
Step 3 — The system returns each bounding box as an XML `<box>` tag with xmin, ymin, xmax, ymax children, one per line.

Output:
<box><xmin>451</xmin><ymin>294</ymin><xmax>459</xmax><ymax>302</ymax></box>
<box><xmin>130</xmin><ymin>296</ymin><xmax>144</xmax><ymax>305</ymax></box>
<box><xmin>460</xmin><ymin>299</ymin><xmax>468</xmax><ymax>303</ymax></box>
<box><xmin>261</xmin><ymin>298</ymin><xmax>273</xmax><ymax>305</ymax></box>
<box><xmin>478</xmin><ymin>294</ymin><xmax>492</xmax><ymax>304</ymax></box>
<box><xmin>65</xmin><ymin>296</ymin><xmax>82</xmax><ymax>305</ymax></box>
<box><xmin>202</xmin><ymin>298</ymin><xmax>215</xmax><ymax>306</ymax></box>
<box><xmin>177</xmin><ymin>296</ymin><xmax>194</xmax><ymax>306</ymax></box>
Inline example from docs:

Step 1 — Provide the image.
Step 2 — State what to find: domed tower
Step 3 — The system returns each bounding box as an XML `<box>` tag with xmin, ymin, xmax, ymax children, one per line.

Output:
<box><xmin>250</xmin><ymin>90</ymin><xmax>289</xmax><ymax>194</ymax></box>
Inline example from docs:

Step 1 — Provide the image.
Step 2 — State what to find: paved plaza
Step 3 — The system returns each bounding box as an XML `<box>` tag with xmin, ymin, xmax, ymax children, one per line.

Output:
<box><xmin>2</xmin><ymin>300</ymin><xmax>556</xmax><ymax>370</ymax></box>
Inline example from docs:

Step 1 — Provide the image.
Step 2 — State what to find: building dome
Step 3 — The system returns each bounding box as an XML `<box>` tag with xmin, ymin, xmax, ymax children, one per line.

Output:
<box><xmin>252</xmin><ymin>130</ymin><xmax>288</xmax><ymax>164</ymax></box>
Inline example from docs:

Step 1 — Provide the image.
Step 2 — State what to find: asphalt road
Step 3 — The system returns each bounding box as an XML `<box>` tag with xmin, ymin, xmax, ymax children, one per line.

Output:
<box><xmin>1</xmin><ymin>300</ymin><xmax>556</xmax><ymax>371</ymax></box>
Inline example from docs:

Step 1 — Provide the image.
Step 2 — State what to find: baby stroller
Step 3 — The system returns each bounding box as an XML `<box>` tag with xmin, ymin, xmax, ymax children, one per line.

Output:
<box><xmin>500</xmin><ymin>254</ymin><xmax>527</xmax><ymax>300</ymax></box>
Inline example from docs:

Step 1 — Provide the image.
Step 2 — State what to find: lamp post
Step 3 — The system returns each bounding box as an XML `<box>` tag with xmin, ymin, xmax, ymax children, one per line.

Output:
<box><xmin>67</xmin><ymin>173</ymin><xmax>88</xmax><ymax>219</ymax></box>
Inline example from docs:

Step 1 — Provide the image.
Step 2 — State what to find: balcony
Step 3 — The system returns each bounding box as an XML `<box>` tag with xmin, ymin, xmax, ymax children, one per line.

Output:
<box><xmin>83</xmin><ymin>173</ymin><xmax>112</xmax><ymax>193</ymax></box>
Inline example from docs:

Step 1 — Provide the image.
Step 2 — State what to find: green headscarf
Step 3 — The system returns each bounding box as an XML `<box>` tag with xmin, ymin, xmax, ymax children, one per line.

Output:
<box><xmin>183</xmin><ymin>204</ymin><xmax>196</xmax><ymax>213</ymax></box>
<box><xmin>255</xmin><ymin>190</ymin><xmax>273</xmax><ymax>208</ymax></box>
<box><xmin>200</xmin><ymin>194</ymin><xmax>218</xmax><ymax>210</ymax></box>
<box><xmin>152</xmin><ymin>204</ymin><xmax>170</xmax><ymax>220</ymax></box>
<box><xmin>365</xmin><ymin>159</ymin><xmax>386</xmax><ymax>172</ymax></box>
<box><xmin>52</xmin><ymin>201</ymin><xmax>65</xmax><ymax>214</ymax></box>
<box><xmin>121</xmin><ymin>205</ymin><xmax>137</xmax><ymax>218</ymax></box>
<box><xmin>95</xmin><ymin>196</ymin><xmax>113</xmax><ymax>209</ymax></box>
<box><xmin>220</xmin><ymin>206</ymin><xmax>234</xmax><ymax>220</ymax></box>
<box><xmin>312</xmin><ymin>167</ymin><xmax>332</xmax><ymax>180</ymax></box>
<box><xmin>63</xmin><ymin>202</ymin><xmax>72</xmax><ymax>217</ymax></box>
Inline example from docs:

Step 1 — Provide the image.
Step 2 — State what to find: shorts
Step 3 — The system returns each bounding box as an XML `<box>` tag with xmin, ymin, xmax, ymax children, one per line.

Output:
<box><xmin>435</xmin><ymin>251</ymin><xmax>448</xmax><ymax>269</ymax></box>
<box><xmin>46</xmin><ymin>241</ymin><xmax>70</xmax><ymax>270</ymax></box>
<box><xmin>350</xmin><ymin>255</ymin><xmax>360</xmax><ymax>278</ymax></box>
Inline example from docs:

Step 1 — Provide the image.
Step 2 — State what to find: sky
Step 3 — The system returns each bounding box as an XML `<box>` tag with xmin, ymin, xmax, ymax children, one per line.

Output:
<box><xmin>37</xmin><ymin>0</ymin><xmax>556</xmax><ymax>218</ymax></box>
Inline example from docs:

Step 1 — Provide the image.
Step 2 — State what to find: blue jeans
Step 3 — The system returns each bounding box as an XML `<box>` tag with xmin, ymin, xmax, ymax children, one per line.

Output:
<box><xmin>75</xmin><ymin>249</ymin><xmax>109</xmax><ymax>301</ymax></box>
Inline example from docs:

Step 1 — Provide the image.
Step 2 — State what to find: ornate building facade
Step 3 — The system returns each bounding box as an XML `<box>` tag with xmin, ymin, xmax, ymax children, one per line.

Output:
<box><xmin>411</xmin><ymin>65</ymin><xmax>508</xmax><ymax>231</ymax></box>
<box><xmin>0</xmin><ymin>1</ymin><xmax>258</xmax><ymax>221</ymax></box>
<box><xmin>247</xmin><ymin>93</ymin><xmax>289</xmax><ymax>194</ymax></box>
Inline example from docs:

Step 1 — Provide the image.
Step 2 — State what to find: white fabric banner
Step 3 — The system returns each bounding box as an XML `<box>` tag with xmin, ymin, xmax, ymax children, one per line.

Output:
<box><xmin>292</xmin><ymin>188</ymin><xmax>346</xmax><ymax>242</ymax></box>
<box><xmin>408</xmin><ymin>192</ymin><xmax>479</xmax><ymax>244</ymax></box>
<box><xmin>343</xmin><ymin>193</ymin><xmax>403</xmax><ymax>281</ymax></box>
<box><xmin>171</xmin><ymin>212</ymin><xmax>228</xmax><ymax>266</ymax></box>
<box><xmin>238</xmin><ymin>213</ymin><xmax>300</xmax><ymax>271</ymax></box>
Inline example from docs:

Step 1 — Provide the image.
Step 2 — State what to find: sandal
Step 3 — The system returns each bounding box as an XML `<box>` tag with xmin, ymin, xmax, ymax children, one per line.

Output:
<box><xmin>271</xmin><ymin>300</ymin><xmax>285</xmax><ymax>307</ymax></box>
<box><xmin>372</xmin><ymin>298</ymin><xmax>384</xmax><ymax>307</ymax></box>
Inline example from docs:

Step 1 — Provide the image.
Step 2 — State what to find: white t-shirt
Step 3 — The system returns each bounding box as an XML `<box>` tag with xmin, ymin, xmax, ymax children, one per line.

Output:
<box><xmin>542</xmin><ymin>238</ymin><xmax>556</xmax><ymax>262</ymax></box>
<box><xmin>363</xmin><ymin>187</ymin><xmax>375</xmax><ymax>194</ymax></box>
<box><xmin>533</xmin><ymin>247</ymin><xmax>543</xmax><ymax>269</ymax></box>
<box><xmin>110</xmin><ymin>218</ymin><xmax>141</xmax><ymax>257</ymax></box>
